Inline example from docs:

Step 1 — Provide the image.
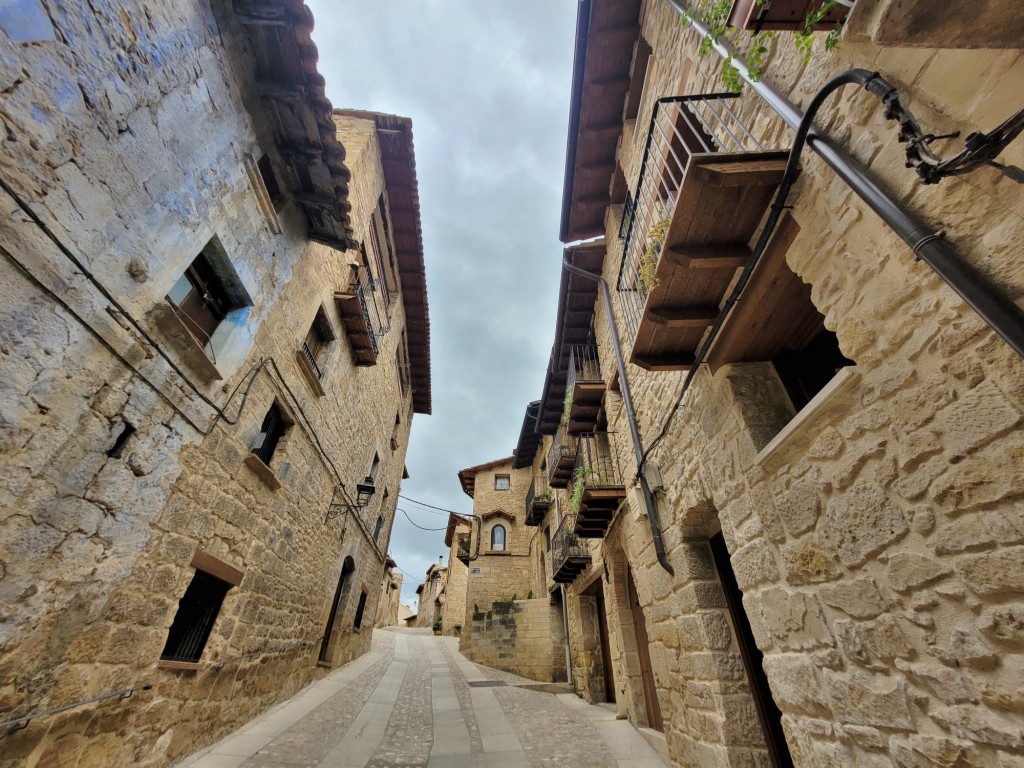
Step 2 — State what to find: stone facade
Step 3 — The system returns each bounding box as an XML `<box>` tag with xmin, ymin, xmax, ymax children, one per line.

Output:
<box><xmin>415</xmin><ymin>559</ymin><xmax>448</xmax><ymax>630</ymax></box>
<box><xmin>0</xmin><ymin>3</ymin><xmax>430</xmax><ymax>766</ymax></box>
<box><xmin>375</xmin><ymin>562</ymin><xmax>403</xmax><ymax>628</ymax></box>
<box><xmin>502</xmin><ymin>2</ymin><xmax>1024</xmax><ymax>767</ymax></box>
<box><xmin>443</xmin><ymin>513</ymin><xmax>471</xmax><ymax>636</ymax></box>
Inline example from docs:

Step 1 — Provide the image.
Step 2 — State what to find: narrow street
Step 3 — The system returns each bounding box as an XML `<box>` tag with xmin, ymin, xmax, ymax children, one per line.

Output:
<box><xmin>177</xmin><ymin>628</ymin><xmax>669</xmax><ymax>768</ymax></box>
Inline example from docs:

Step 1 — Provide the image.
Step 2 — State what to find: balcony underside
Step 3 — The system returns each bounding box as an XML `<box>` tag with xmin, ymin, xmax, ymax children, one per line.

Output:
<box><xmin>525</xmin><ymin>498</ymin><xmax>551</xmax><ymax>526</ymax></box>
<box><xmin>549</xmin><ymin>452</ymin><xmax>576</xmax><ymax>489</ymax></box>
<box><xmin>334</xmin><ymin>291</ymin><xmax>378</xmax><ymax>366</ymax></box>
<box><xmin>457</xmin><ymin>551</ymin><xmax>470</xmax><ymax>565</ymax></box>
<box><xmin>575</xmin><ymin>486</ymin><xmax>625</xmax><ymax>538</ymax></box>
<box><xmin>630</xmin><ymin>151</ymin><xmax>790</xmax><ymax>372</ymax></box>
<box><xmin>553</xmin><ymin>554</ymin><xmax>592</xmax><ymax>584</ymax></box>
<box><xmin>567</xmin><ymin>381</ymin><xmax>606</xmax><ymax>435</ymax></box>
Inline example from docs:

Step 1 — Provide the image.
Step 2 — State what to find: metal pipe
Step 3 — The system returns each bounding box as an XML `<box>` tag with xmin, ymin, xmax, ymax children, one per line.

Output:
<box><xmin>669</xmin><ymin>0</ymin><xmax>1024</xmax><ymax>358</ymax></box>
<box><xmin>562</xmin><ymin>256</ymin><xmax>674</xmax><ymax>576</ymax></box>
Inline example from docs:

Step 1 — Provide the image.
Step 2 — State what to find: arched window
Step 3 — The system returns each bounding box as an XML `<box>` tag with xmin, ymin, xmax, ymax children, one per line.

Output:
<box><xmin>491</xmin><ymin>524</ymin><xmax>506</xmax><ymax>551</ymax></box>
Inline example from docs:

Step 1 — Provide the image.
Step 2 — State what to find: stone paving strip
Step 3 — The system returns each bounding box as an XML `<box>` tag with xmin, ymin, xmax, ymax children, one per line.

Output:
<box><xmin>174</xmin><ymin>629</ymin><xmax>670</xmax><ymax>768</ymax></box>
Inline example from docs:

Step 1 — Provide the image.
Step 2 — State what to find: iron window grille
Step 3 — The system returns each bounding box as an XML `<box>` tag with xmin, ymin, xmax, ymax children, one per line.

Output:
<box><xmin>160</xmin><ymin>570</ymin><xmax>231</xmax><ymax>663</ymax></box>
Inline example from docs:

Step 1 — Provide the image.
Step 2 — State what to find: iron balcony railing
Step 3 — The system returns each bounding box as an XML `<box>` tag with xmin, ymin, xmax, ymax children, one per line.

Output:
<box><xmin>525</xmin><ymin>475</ymin><xmax>553</xmax><ymax>525</ymax></box>
<box><xmin>457</xmin><ymin>533</ymin><xmax>470</xmax><ymax>558</ymax></box>
<box><xmin>301</xmin><ymin>341</ymin><xmax>324</xmax><ymax>380</ymax></box>
<box><xmin>566</xmin><ymin>344</ymin><xmax>602</xmax><ymax>393</ymax></box>
<box><xmin>572</xmin><ymin>432</ymin><xmax>623</xmax><ymax>497</ymax></box>
<box><xmin>547</xmin><ymin>424</ymin><xmax>577</xmax><ymax>487</ymax></box>
<box><xmin>551</xmin><ymin>514</ymin><xmax>590</xmax><ymax>583</ymax></box>
<box><xmin>616</xmin><ymin>94</ymin><xmax>783</xmax><ymax>345</ymax></box>
<box><xmin>350</xmin><ymin>264</ymin><xmax>384</xmax><ymax>357</ymax></box>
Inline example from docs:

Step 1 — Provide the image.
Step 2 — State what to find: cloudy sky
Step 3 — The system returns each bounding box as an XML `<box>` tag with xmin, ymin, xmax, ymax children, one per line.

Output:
<box><xmin>305</xmin><ymin>1</ymin><xmax>579</xmax><ymax>609</ymax></box>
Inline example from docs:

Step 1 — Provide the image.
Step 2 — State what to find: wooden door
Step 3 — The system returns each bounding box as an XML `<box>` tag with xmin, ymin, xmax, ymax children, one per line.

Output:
<box><xmin>595</xmin><ymin>584</ymin><xmax>616</xmax><ymax>703</ymax></box>
<box><xmin>627</xmin><ymin>568</ymin><xmax>663</xmax><ymax>731</ymax></box>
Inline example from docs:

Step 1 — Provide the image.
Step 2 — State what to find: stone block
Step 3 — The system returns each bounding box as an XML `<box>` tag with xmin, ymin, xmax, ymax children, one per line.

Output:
<box><xmin>821</xmin><ymin>478</ymin><xmax>908</xmax><ymax>566</ymax></box>
<box><xmin>761</xmin><ymin>653</ymin><xmax>830</xmax><ymax>717</ymax></box>
<box><xmin>824</xmin><ymin>670</ymin><xmax>912</xmax><ymax>730</ymax></box>
<box><xmin>932</xmin><ymin>705</ymin><xmax>1024</xmax><ymax>750</ymax></box>
<box><xmin>756</xmin><ymin>587</ymin><xmax>833</xmax><ymax>651</ymax></box>
<box><xmin>934</xmin><ymin>380</ymin><xmax>1020</xmax><ymax>457</ymax></box>
<box><xmin>957</xmin><ymin>547</ymin><xmax>1024</xmax><ymax>596</ymax></box>
<box><xmin>819</xmin><ymin>577</ymin><xmax>889</xmax><ymax>619</ymax></box>
<box><xmin>782</xmin><ymin>538</ymin><xmax>841</xmax><ymax>585</ymax></box>
<box><xmin>731</xmin><ymin>538</ymin><xmax>780</xmax><ymax>590</ymax></box>
<box><xmin>886</xmin><ymin>552</ymin><xmax>951</xmax><ymax>592</ymax></box>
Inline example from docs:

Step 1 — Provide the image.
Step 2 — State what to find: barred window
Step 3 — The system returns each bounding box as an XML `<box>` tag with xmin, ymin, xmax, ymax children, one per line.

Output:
<box><xmin>160</xmin><ymin>570</ymin><xmax>231</xmax><ymax>663</ymax></box>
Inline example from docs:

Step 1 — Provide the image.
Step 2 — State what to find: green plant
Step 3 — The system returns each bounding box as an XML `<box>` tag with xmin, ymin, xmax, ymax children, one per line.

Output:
<box><xmin>560</xmin><ymin>527</ymin><xmax>579</xmax><ymax>548</ymax></box>
<box><xmin>569</xmin><ymin>465</ymin><xmax>602</xmax><ymax>513</ymax></box>
<box><xmin>432</xmin><ymin>618</ymin><xmax>442</xmax><ymax>633</ymax></box>
<box><xmin>560</xmin><ymin>383</ymin><xmax>575</xmax><ymax>426</ymax></box>
<box><xmin>685</xmin><ymin>0</ymin><xmax>841</xmax><ymax>90</ymax></box>
<box><xmin>474</xmin><ymin>603</ymin><xmax>479</xmax><ymax>613</ymax></box>
<box><xmin>527</xmin><ymin>589</ymin><xmax>534</xmax><ymax>600</ymax></box>
<box><xmin>638</xmin><ymin>215</ymin><xmax>670</xmax><ymax>293</ymax></box>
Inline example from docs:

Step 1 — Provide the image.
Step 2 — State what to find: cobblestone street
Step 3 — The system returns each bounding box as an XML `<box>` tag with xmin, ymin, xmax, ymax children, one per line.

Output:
<box><xmin>177</xmin><ymin>629</ymin><xmax>669</xmax><ymax>768</ymax></box>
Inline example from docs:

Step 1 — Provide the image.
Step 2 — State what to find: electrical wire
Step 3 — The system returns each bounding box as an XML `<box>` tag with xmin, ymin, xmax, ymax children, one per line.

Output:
<box><xmin>397</xmin><ymin>508</ymin><xmax>448</xmax><ymax>531</ymax></box>
<box><xmin>397</xmin><ymin>494</ymin><xmax>462</xmax><ymax>515</ymax></box>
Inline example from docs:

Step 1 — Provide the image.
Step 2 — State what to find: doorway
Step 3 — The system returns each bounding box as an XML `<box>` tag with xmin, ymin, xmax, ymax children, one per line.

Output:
<box><xmin>319</xmin><ymin>556</ymin><xmax>355</xmax><ymax>664</ymax></box>
<box><xmin>627</xmin><ymin>567</ymin><xmax>663</xmax><ymax>731</ymax></box>
<box><xmin>710</xmin><ymin>533</ymin><xmax>793</xmax><ymax>767</ymax></box>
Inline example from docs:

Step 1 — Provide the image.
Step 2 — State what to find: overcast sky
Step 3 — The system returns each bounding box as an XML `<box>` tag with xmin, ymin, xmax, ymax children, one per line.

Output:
<box><xmin>305</xmin><ymin>1</ymin><xmax>579</xmax><ymax>609</ymax></box>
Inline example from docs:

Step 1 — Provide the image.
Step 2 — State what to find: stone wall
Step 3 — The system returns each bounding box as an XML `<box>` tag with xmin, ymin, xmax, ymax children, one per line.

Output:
<box><xmin>553</xmin><ymin>2</ymin><xmax>1024</xmax><ymax>767</ymax></box>
<box><xmin>0</xmin><ymin>3</ymin><xmax>422</xmax><ymax>766</ymax></box>
<box><xmin>468</xmin><ymin>599</ymin><xmax>567</xmax><ymax>683</ymax></box>
<box><xmin>444</xmin><ymin>533</ymin><xmax>470</xmax><ymax>636</ymax></box>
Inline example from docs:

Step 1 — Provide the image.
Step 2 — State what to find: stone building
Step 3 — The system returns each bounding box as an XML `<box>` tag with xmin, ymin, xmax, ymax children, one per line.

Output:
<box><xmin>415</xmin><ymin>557</ymin><xmax>449</xmax><ymax>630</ymax></box>
<box><xmin>479</xmin><ymin>1</ymin><xmax>1024</xmax><ymax>767</ymax></box>
<box><xmin>0</xmin><ymin>2</ymin><xmax>430</xmax><ymax>766</ymax></box>
<box><xmin>455</xmin><ymin>456</ymin><xmax>568</xmax><ymax>683</ymax></box>
<box><xmin>442</xmin><ymin>511</ymin><xmax>472</xmax><ymax>636</ymax></box>
<box><xmin>374</xmin><ymin>556</ymin><xmax>403</xmax><ymax>628</ymax></box>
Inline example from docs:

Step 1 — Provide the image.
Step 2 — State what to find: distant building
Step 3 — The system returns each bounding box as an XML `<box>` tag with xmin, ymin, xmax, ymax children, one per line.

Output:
<box><xmin>415</xmin><ymin>557</ymin><xmax>449</xmax><ymax>630</ymax></box>
<box><xmin>442</xmin><ymin>512</ymin><xmax>472</xmax><ymax>636</ymax></box>
<box><xmin>375</xmin><ymin>556</ymin><xmax>403</xmax><ymax>628</ymax></box>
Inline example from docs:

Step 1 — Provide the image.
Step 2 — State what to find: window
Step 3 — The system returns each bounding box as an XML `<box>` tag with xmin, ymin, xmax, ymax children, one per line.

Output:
<box><xmin>491</xmin><ymin>524</ymin><xmax>506</xmax><ymax>551</ymax></box>
<box><xmin>353</xmin><ymin>591</ymin><xmax>368</xmax><ymax>629</ymax></box>
<box><xmin>257</xmin><ymin>154</ymin><xmax>284</xmax><ymax>211</ymax></box>
<box><xmin>374</xmin><ymin>515</ymin><xmax>384</xmax><ymax>540</ymax></box>
<box><xmin>370</xmin><ymin>452</ymin><xmax>381</xmax><ymax>482</ymax></box>
<box><xmin>544</xmin><ymin>526</ymin><xmax>551</xmax><ymax>552</ymax></box>
<box><xmin>302</xmin><ymin>307</ymin><xmax>336</xmax><ymax>381</ymax></box>
<box><xmin>396</xmin><ymin>337</ymin><xmax>411</xmax><ymax>398</ymax></box>
<box><xmin>166</xmin><ymin>241</ymin><xmax>250</xmax><ymax>356</ymax></box>
<box><xmin>252</xmin><ymin>402</ymin><xmax>287</xmax><ymax>466</ymax></box>
<box><xmin>772</xmin><ymin>329</ymin><xmax>853</xmax><ymax>412</ymax></box>
<box><xmin>161</xmin><ymin>570</ymin><xmax>231</xmax><ymax>663</ymax></box>
<box><xmin>494</xmin><ymin>475</ymin><xmax>510</xmax><ymax>491</ymax></box>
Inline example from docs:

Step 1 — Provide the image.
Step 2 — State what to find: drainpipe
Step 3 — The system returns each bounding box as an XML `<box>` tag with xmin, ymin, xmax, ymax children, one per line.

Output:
<box><xmin>668</xmin><ymin>0</ymin><xmax>1024</xmax><ymax>359</ymax></box>
<box><xmin>562</xmin><ymin>257</ymin><xmax>674</xmax><ymax>576</ymax></box>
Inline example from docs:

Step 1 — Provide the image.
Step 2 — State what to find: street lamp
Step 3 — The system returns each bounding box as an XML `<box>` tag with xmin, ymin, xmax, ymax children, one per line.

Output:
<box><xmin>326</xmin><ymin>477</ymin><xmax>376</xmax><ymax>521</ymax></box>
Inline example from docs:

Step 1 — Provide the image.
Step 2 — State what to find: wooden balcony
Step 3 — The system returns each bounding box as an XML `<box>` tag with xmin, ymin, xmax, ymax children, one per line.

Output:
<box><xmin>552</xmin><ymin>516</ymin><xmax>591</xmax><ymax>585</ymax></box>
<box><xmin>617</xmin><ymin>96</ymin><xmax>792</xmax><ymax>371</ymax></box>
<box><xmin>456</xmin><ymin>533</ymin><xmax>471</xmax><ymax>565</ymax></box>
<box><xmin>525</xmin><ymin>476</ymin><xmax>552</xmax><ymax>527</ymax></box>
<box><xmin>334</xmin><ymin>264</ymin><xmax>382</xmax><ymax>367</ymax></box>
<box><xmin>547</xmin><ymin>425</ymin><xmax>577</xmax><ymax>489</ymax></box>
<box><xmin>570</xmin><ymin>433</ymin><xmax>626</xmax><ymax>539</ymax></box>
<box><xmin>565</xmin><ymin>345</ymin><xmax>606</xmax><ymax>436</ymax></box>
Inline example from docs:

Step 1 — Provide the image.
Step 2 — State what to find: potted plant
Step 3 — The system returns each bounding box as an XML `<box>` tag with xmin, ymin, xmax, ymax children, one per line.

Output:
<box><xmin>560</xmin><ymin>383</ymin><xmax>575</xmax><ymax>427</ymax></box>
<box><xmin>638</xmin><ymin>215</ymin><xmax>669</xmax><ymax>293</ymax></box>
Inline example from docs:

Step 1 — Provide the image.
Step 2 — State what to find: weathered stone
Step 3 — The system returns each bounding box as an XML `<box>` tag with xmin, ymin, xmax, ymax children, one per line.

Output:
<box><xmin>757</xmin><ymin>588</ymin><xmax>833</xmax><ymax>651</ymax></box>
<box><xmin>820</xmin><ymin>578</ymin><xmax>889</xmax><ymax>619</ymax></box>
<box><xmin>932</xmin><ymin>705</ymin><xmax>1024</xmax><ymax>750</ymax></box>
<box><xmin>957</xmin><ymin>548</ymin><xmax>1024</xmax><ymax>596</ymax></box>
<box><xmin>886</xmin><ymin>552</ymin><xmax>951</xmax><ymax>592</ymax></box>
<box><xmin>822</xmin><ymin>479</ymin><xmax>909</xmax><ymax>566</ymax></box>
<box><xmin>979</xmin><ymin>605</ymin><xmax>1024</xmax><ymax>646</ymax></box>
<box><xmin>824</xmin><ymin>670</ymin><xmax>913</xmax><ymax>730</ymax></box>
<box><xmin>782</xmin><ymin>539</ymin><xmax>841</xmax><ymax>585</ymax></box>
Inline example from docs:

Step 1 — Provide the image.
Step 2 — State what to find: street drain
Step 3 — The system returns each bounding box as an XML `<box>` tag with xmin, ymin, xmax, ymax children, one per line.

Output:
<box><xmin>467</xmin><ymin>681</ymin><xmax>507</xmax><ymax>687</ymax></box>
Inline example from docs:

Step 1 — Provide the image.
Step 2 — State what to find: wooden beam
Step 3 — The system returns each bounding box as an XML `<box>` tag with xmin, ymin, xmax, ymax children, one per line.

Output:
<box><xmin>695</xmin><ymin>158</ymin><xmax>790</xmax><ymax>188</ymax></box>
<box><xmin>576</xmin><ymin>191</ymin><xmax>609</xmax><ymax>207</ymax></box>
<box><xmin>256</xmin><ymin>80</ymin><xmax>307</xmax><ymax>100</ymax></box>
<box><xmin>585</xmin><ymin>77</ymin><xmax>631</xmax><ymax>99</ymax></box>
<box><xmin>580</xmin><ymin>122</ymin><xmax>623</xmax><ymax>141</ymax></box>
<box><xmin>591</xmin><ymin>24</ymin><xmax>641</xmax><ymax>47</ymax></box>
<box><xmin>648</xmin><ymin>307</ymin><xmax>720</xmax><ymax>327</ymax></box>
<box><xmin>631</xmin><ymin>353</ymin><xmax>696</xmax><ymax>371</ymax></box>
<box><xmin>234</xmin><ymin>3</ymin><xmax>295</xmax><ymax>26</ymax></box>
<box><xmin>664</xmin><ymin>243</ymin><xmax>751</xmax><ymax>270</ymax></box>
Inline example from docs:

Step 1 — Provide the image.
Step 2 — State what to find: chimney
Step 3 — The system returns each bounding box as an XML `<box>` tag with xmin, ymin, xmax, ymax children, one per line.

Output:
<box><xmin>438</xmin><ymin>556</ymin><xmax>444</xmax><ymax>567</ymax></box>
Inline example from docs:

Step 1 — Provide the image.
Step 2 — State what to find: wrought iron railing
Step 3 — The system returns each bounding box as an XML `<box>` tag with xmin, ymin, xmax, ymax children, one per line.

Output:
<box><xmin>551</xmin><ymin>514</ymin><xmax>589</xmax><ymax>577</ymax></box>
<box><xmin>457</xmin><ymin>533</ymin><xmax>471</xmax><ymax>562</ymax></box>
<box><xmin>572</xmin><ymin>432</ymin><xmax>623</xmax><ymax>497</ymax></box>
<box><xmin>566</xmin><ymin>344</ymin><xmax>602</xmax><ymax>394</ymax></box>
<box><xmin>616</xmin><ymin>94</ymin><xmax>785</xmax><ymax>346</ymax></box>
<box><xmin>525</xmin><ymin>475</ymin><xmax>553</xmax><ymax>523</ymax></box>
<box><xmin>302</xmin><ymin>341</ymin><xmax>324</xmax><ymax>380</ymax></box>
<box><xmin>349</xmin><ymin>264</ymin><xmax>385</xmax><ymax>357</ymax></box>
<box><xmin>547</xmin><ymin>425</ymin><xmax>576</xmax><ymax>483</ymax></box>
